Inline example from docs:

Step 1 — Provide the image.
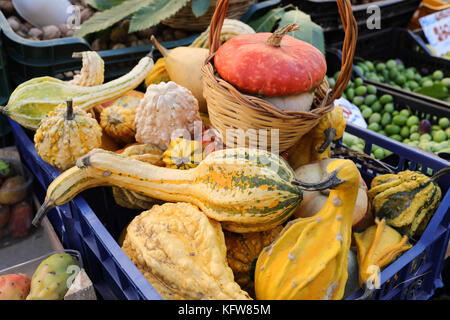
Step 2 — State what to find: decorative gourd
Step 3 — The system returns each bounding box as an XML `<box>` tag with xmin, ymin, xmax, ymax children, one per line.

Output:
<box><xmin>151</xmin><ymin>36</ymin><xmax>209</xmax><ymax>113</ymax></box>
<box><xmin>134</xmin><ymin>81</ymin><xmax>202</xmax><ymax>150</ymax></box>
<box><xmin>1</xmin><ymin>55</ymin><xmax>154</xmax><ymax>130</ymax></box>
<box><xmin>354</xmin><ymin>218</ymin><xmax>411</xmax><ymax>288</ymax></box>
<box><xmin>112</xmin><ymin>143</ymin><xmax>164</xmax><ymax>210</ymax></box>
<box><xmin>190</xmin><ymin>19</ymin><xmax>255</xmax><ymax>49</ymax></box>
<box><xmin>264</xmin><ymin>91</ymin><xmax>315</xmax><ymax>112</ymax></box>
<box><xmin>100</xmin><ymin>91</ymin><xmax>145</xmax><ymax>144</ymax></box>
<box><xmin>294</xmin><ymin>158</ymin><xmax>371</xmax><ymax>231</ymax></box>
<box><xmin>69</xmin><ymin>52</ymin><xmax>104</xmax><ymax>87</ymax></box>
<box><xmin>32</xmin><ymin>143</ymin><xmax>164</xmax><ymax>226</ymax></box>
<box><xmin>224</xmin><ymin>226</ymin><xmax>283</xmax><ymax>298</ymax></box>
<box><xmin>34</xmin><ymin>100</ymin><xmax>102</xmax><ymax>171</ymax></box>
<box><xmin>288</xmin><ymin>106</ymin><xmax>346</xmax><ymax>170</ymax></box>
<box><xmin>368</xmin><ymin>170</ymin><xmax>444</xmax><ymax>238</ymax></box>
<box><xmin>74</xmin><ymin>148</ymin><xmax>302</xmax><ymax>233</ymax></box>
<box><xmin>145</xmin><ymin>58</ymin><xmax>170</xmax><ymax>87</ymax></box>
<box><xmin>255</xmin><ymin>159</ymin><xmax>360</xmax><ymax>300</ymax></box>
<box><xmin>75</xmin><ymin>147</ymin><xmax>352</xmax><ymax>234</ymax></box>
<box><xmin>214</xmin><ymin>23</ymin><xmax>326</xmax><ymax>98</ymax></box>
<box><xmin>121</xmin><ymin>202</ymin><xmax>252</xmax><ymax>300</ymax></box>
<box><xmin>163</xmin><ymin>138</ymin><xmax>202</xmax><ymax>169</ymax></box>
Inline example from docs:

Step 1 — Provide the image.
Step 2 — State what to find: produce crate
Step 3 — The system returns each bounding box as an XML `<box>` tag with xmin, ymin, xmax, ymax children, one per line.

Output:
<box><xmin>0</xmin><ymin>0</ymin><xmax>280</xmax><ymax>91</ymax></box>
<box><xmin>337</xmin><ymin>123</ymin><xmax>450</xmax><ymax>300</ymax></box>
<box><xmin>9</xmin><ymin>118</ymin><xmax>161</xmax><ymax>300</ymax></box>
<box><xmin>331</xmin><ymin>27</ymin><xmax>450</xmax><ymax>107</ymax></box>
<box><xmin>9</xmin><ymin>112</ymin><xmax>450</xmax><ymax>300</ymax></box>
<box><xmin>281</xmin><ymin>0</ymin><xmax>421</xmax><ymax>44</ymax></box>
<box><xmin>412</xmin><ymin>29</ymin><xmax>450</xmax><ymax>62</ymax></box>
<box><xmin>326</xmin><ymin>48</ymin><xmax>450</xmax><ymax>162</ymax></box>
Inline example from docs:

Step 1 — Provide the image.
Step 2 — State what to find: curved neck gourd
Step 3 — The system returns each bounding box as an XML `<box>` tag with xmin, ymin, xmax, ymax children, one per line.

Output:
<box><xmin>255</xmin><ymin>159</ymin><xmax>360</xmax><ymax>300</ymax></box>
<box><xmin>3</xmin><ymin>56</ymin><xmax>154</xmax><ymax>130</ymax></box>
<box><xmin>77</xmin><ymin>148</ymin><xmax>303</xmax><ymax>233</ymax></box>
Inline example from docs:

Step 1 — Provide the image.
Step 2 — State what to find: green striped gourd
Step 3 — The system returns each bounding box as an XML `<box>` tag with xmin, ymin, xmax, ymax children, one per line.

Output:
<box><xmin>1</xmin><ymin>56</ymin><xmax>154</xmax><ymax>130</ymax></box>
<box><xmin>76</xmin><ymin>148</ymin><xmax>302</xmax><ymax>233</ymax></box>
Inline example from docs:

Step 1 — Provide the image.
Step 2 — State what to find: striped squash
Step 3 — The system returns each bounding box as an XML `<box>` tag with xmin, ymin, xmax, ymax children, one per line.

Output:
<box><xmin>75</xmin><ymin>148</ymin><xmax>302</xmax><ymax>233</ymax></box>
<box><xmin>2</xmin><ymin>56</ymin><xmax>154</xmax><ymax>130</ymax></box>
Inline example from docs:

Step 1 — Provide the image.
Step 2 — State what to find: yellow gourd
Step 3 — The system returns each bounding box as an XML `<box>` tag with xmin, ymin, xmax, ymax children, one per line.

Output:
<box><xmin>255</xmin><ymin>159</ymin><xmax>360</xmax><ymax>300</ymax></box>
<box><xmin>145</xmin><ymin>58</ymin><xmax>170</xmax><ymax>87</ymax></box>
<box><xmin>34</xmin><ymin>100</ymin><xmax>102</xmax><ymax>171</ymax></box>
<box><xmin>354</xmin><ymin>218</ymin><xmax>412</xmax><ymax>288</ymax></box>
<box><xmin>288</xmin><ymin>106</ymin><xmax>346</xmax><ymax>170</ymax></box>
<box><xmin>151</xmin><ymin>36</ymin><xmax>209</xmax><ymax>113</ymax></box>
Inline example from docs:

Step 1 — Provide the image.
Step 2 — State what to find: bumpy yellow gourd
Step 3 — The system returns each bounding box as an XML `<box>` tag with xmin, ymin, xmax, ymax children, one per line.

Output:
<box><xmin>100</xmin><ymin>91</ymin><xmax>145</xmax><ymax>144</ymax></box>
<box><xmin>163</xmin><ymin>137</ymin><xmax>202</xmax><ymax>169</ymax></box>
<box><xmin>255</xmin><ymin>159</ymin><xmax>360</xmax><ymax>300</ymax></box>
<box><xmin>145</xmin><ymin>58</ymin><xmax>170</xmax><ymax>87</ymax></box>
<box><xmin>354</xmin><ymin>218</ymin><xmax>412</xmax><ymax>288</ymax></box>
<box><xmin>34</xmin><ymin>101</ymin><xmax>102</xmax><ymax>171</ymax></box>
<box><xmin>224</xmin><ymin>226</ymin><xmax>283</xmax><ymax>298</ymax></box>
<box><xmin>122</xmin><ymin>202</ymin><xmax>251</xmax><ymax>300</ymax></box>
<box><xmin>288</xmin><ymin>106</ymin><xmax>346</xmax><ymax>170</ymax></box>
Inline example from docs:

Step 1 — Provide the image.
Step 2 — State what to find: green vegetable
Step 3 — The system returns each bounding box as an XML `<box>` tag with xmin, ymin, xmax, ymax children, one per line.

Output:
<box><xmin>439</xmin><ymin>117</ymin><xmax>450</xmax><ymax>129</ymax></box>
<box><xmin>406</xmin><ymin>115</ymin><xmax>419</xmax><ymax>127</ymax></box>
<box><xmin>433</xmin><ymin>130</ymin><xmax>447</xmax><ymax>143</ymax></box>
<box><xmin>379</xmin><ymin>94</ymin><xmax>393</xmax><ymax>104</ymax></box>
<box><xmin>393</xmin><ymin>115</ymin><xmax>407</xmax><ymax>126</ymax></box>
<box><xmin>385</xmin><ymin>124</ymin><xmax>401</xmax><ymax>135</ymax></box>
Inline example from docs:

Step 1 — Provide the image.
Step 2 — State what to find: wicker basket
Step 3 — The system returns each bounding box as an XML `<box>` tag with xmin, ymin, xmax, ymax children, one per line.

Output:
<box><xmin>201</xmin><ymin>0</ymin><xmax>358</xmax><ymax>153</ymax></box>
<box><xmin>162</xmin><ymin>0</ymin><xmax>256</xmax><ymax>31</ymax></box>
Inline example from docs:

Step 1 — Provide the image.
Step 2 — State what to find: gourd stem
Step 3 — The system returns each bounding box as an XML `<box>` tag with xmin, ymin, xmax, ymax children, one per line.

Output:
<box><xmin>32</xmin><ymin>200</ymin><xmax>52</xmax><ymax>227</ymax></box>
<box><xmin>66</xmin><ymin>100</ymin><xmax>74</xmax><ymax>120</ymax></box>
<box><xmin>318</xmin><ymin>127</ymin><xmax>337</xmax><ymax>154</ymax></box>
<box><xmin>356</xmin><ymin>286</ymin><xmax>374</xmax><ymax>300</ymax></box>
<box><xmin>151</xmin><ymin>35</ymin><xmax>170</xmax><ymax>57</ymax></box>
<box><xmin>266</xmin><ymin>23</ymin><xmax>300</xmax><ymax>47</ymax></box>
<box><xmin>431</xmin><ymin>166</ymin><xmax>450</xmax><ymax>182</ymax></box>
<box><xmin>292</xmin><ymin>169</ymin><xmax>344</xmax><ymax>191</ymax></box>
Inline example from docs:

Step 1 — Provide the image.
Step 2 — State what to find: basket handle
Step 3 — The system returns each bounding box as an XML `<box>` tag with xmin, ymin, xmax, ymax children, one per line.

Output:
<box><xmin>207</xmin><ymin>0</ymin><xmax>357</xmax><ymax>103</ymax></box>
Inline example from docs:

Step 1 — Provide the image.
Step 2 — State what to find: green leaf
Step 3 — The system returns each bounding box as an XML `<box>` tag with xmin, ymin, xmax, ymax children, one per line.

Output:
<box><xmin>84</xmin><ymin>0</ymin><xmax>126</xmax><ymax>11</ymax></box>
<box><xmin>74</xmin><ymin>0</ymin><xmax>154</xmax><ymax>38</ymax></box>
<box><xmin>278</xmin><ymin>9</ymin><xmax>325</xmax><ymax>55</ymax></box>
<box><xmin>248</xmin><ymin>7</ymin><xmax>286</xmax><ymax>32</ymax></box>
<box><xmin>414</xmin><ymin>84</ymin><xmax>449</xmax><ymax>100</ymax></box>
<box><xmin>129</xmin><ymin>0</ymin><xmax>190</xmax><ymax>33</ymax></box>
<box><xmin>191</xmin><ymin>0</ymin><xmax>212</xmax><ymax>18</ymax></box>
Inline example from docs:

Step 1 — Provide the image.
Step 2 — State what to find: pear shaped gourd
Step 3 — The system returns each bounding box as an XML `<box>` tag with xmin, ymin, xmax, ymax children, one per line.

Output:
<box><xmin>151</xmin><ymin>36</ymin><xmax>209</xmax><ymax>113</ymax></box>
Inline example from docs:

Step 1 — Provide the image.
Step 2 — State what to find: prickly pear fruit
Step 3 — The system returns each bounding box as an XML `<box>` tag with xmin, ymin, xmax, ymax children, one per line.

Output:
<box><xmin>0</xmin><ymin>274</ymin><xmax>31</xmax><ymax>300</ymax></box>
<box><xmin>8</xmin><ymin>201</ymin><xmax>32</xmax><ymax>238</ymax></box>
<box><xmin>27</xmin><ymin>253</ymin><xmax>79</xmax><ymax>300</ymax></box>
<box><xmin>0</xmin><ymin>204</ymin><xmax>10</xmax><ymax>229</ymax></box>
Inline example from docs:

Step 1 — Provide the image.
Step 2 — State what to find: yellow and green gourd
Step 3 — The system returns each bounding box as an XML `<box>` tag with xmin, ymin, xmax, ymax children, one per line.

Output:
<box><xmin>2</xmin><ymin>55</ymin><xmax>154</xmax><ymax>130</ymax></box>
<box><xmin>34</xmin><ymin>100</ymin><xmax>102</xmax><ymax>171</ymax></box>
<box><xmin>368</xmin><ymin>170</ymin><xmax>444</xmax><ymax>238</ymax></box>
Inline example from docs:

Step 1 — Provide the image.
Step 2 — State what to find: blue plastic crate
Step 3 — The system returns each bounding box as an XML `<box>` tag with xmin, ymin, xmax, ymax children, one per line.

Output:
<box><xmin>340</xmin><ymin>123</ymin><xmax>450</xmax><ymax>300</ymax></box>
<box><xmin>9</xmin><ymin>116</ymin><xmax>450</xmax><ymax>300</ymax></box>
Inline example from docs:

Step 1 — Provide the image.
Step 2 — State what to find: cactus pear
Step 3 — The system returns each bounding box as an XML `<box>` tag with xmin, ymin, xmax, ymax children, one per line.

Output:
<box><xmin>8</xmin><ymin>201</ymin><xmax>32</xmax><ymax>238</ymax></box>
<box><xmin>0</xmin><ymin>204</ymin><xmax>10</xmax><ymax>229</ymax></box>
<box><xmin>0</xmin><ymin>274</ymin><xmax>31</xmax><ymax>300</ymax></box>
<box><xmin>27</xmin><ymin>253</ymin><xmax>79</xmax><ymax>300</ymax></box>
